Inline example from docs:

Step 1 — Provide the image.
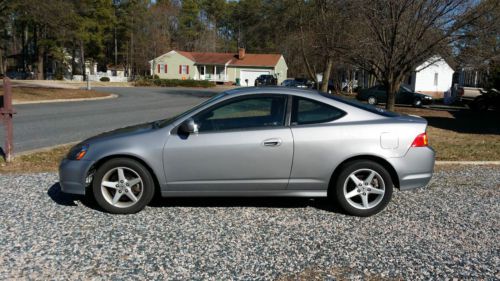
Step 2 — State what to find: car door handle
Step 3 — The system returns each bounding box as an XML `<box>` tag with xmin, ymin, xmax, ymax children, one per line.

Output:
<box><xmin>263</xmin><ymin>138</ymin><xmax>282</xmax><ymax>147</ymax></box>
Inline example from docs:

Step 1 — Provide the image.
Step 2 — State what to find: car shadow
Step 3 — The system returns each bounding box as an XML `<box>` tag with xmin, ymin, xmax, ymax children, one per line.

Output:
<box><xmin>148</xmin><ymin>196</ymin><xmax>344</xmax><ymax>213</ymax></box>
<box><xmin>47</xmin><ymin>183</ymin><xmax>101</xmax><ymax>210</ymax></box>
<box><xmin>47</xmin><ymin>182</ymin><xmax>344</xmax><ymax>214</ymax></box>
<box><xmin>424</xmin><ymin>109</ymin><xmax>500</xmax><ymax>135</ymax></box>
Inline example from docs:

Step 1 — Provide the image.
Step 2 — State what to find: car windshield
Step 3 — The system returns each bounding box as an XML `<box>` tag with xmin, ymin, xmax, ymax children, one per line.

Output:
<box><xmin>320</xmin><ymin>93</ymin><xmax>400</xmax><ymax>117</ymax></box>
<box><xmin>401</xmin><ymin>86</ymin><xmax>412</xmax><ymax>92</ymax></box>
<box><xmin>155</xmin><ymin>92</ymin><xmax>227</xmax><ymax>128</ymax></box>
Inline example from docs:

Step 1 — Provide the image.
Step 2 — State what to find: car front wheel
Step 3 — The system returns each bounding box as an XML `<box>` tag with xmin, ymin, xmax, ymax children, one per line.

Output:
<box><xmin>413</xmin><ymin>98</ymin><xmax>422</xmax><ymax>107</ymax></box>
<box><xmin>334</xmin><ymin>160</ymin><xmax>393</xmax><ymax>216</ymax></box>
<box><xmin>93</xmin><ymin>158</ymin><xmax>155</xmax><ymax>214</ymax></box>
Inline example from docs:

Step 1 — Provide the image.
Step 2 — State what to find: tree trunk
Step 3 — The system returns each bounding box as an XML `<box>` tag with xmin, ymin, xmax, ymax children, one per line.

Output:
<box><xmin>71</xmin><ymin>46</ymin><xmax>76</xmax><ymax>77</ymax></box>
<box><xmin>0</xmin><ymin>48</ymin><xmax>4</xmax><ymax>76</ymax></box>
<box><xmin>386</xmin><ymin>79</ymin><xmax>400</xmax><ymax>111</ymax></box>
<box><xmin>80</xmin><ymin>40</ymin><xmax>85</xmax><ymax>78</ymax></box>
<box><xmin>321</xmin><ymin>56</ymin><xmax>333</xmax><ymax>93</ymax></box>
<box><xmin>36</xmin><ymin>46</ymin><xmax>44</xmax><ymax>80</ymax></box>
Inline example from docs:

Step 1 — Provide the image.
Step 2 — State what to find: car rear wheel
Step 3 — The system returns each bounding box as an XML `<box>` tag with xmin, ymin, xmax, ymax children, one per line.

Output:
<box><xmin>367</xmin><ymin>96</ymin><xmax>378</xmax><ymax>105</ymax></box>
<box><xmin>334</xmin><ymin>160</ymin><xmax>393</xmax><ymax>217</ymax></box>
<box><xmin>93</xmin><ymin>158</ymin><xmax>155</xmax><ymax>214</ymax></box>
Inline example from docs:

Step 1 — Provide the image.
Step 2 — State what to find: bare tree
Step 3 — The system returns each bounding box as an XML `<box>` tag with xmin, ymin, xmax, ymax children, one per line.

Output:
<box><xmin>346</xmin><ymin>0</ymin><xmax>497</xmax><ymax>111</ymax></box>
<box><xmin>294</xmin><ymin>0</ymin><xmax>350</xmax><ymax>92</ymax></box>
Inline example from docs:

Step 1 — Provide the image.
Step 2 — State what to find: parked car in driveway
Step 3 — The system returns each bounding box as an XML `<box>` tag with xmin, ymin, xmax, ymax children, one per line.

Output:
<box><xmin>255</xmin><ymin>74</ymin><xmax>277</xmax><ymax>86</ymax></box>
<box><xmin>357</xmin><ymin>85</ymin><xmax>433</xmax><ymax>107</ymax></box>
<box><xmin>281</xmin><ymin>79</ymin><xmax>308</xmax><ymax>88</ymax></box>
<box><xmin>60</xmin><ymin>87</ymin><xmax>435</xmax><ymax>217</ymax></box>
<box><xmin>469</xmin><ymin>89</ymin><xmax>500</xmax><ymax>112</ymax></box>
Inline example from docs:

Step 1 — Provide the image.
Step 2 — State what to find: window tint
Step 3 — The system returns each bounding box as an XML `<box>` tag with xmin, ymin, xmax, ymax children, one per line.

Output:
<box><xmin>320</xmin><ymin>93</ymin><xmax>400</xmax><ymax>117</ymax></box>
<box><xmin>194</xmin><ymin>96</ymin><xmax>286</xmax><ymax>132</ymax></box>
<box><xmin>292</xmin><ymin>97</ymin><xmax>345</xmax><ymax>125</ymax></box>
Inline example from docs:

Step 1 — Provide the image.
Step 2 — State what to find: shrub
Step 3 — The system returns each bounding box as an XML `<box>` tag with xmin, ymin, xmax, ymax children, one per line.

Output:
<box><xmin>135</xmin><ymin>78</ymin><xmax>215</xmax><ymax>88</ymax></box>
<box><xmin>100</xmin><ymin>77</ymin><xmax>110</xmax><ymax>82</ymax></box>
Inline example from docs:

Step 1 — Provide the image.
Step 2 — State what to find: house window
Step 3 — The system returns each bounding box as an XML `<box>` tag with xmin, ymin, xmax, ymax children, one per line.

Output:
<box><xmin>434</xmin><ymin>73</ymin><xmax>438</xmax><ymax>86</ymax></box>
<box><xmin>179</xmin><ymin>65</ymin><xmax>189</xmax><ymax>75</ymax></box>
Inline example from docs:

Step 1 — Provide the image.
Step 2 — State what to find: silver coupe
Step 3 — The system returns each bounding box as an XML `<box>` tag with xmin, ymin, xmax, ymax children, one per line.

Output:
<box><xmin>59</xmin><ymin>87</ymin><xmax>435</xmax><ymax>216</ymax></box>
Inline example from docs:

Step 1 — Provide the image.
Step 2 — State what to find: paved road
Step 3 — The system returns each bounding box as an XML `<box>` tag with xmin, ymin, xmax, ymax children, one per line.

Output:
<box><xmin>0</xmin><ymin>87</ymin><xmax>220</xmax><ymax>152</ymax></box>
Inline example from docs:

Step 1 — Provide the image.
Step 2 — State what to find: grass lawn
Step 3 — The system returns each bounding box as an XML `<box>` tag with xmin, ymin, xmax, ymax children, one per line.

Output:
<box><xmin>0</xmin><ymin>144</ymin><xmax>72</xmax><ymax>173</ymax></box>
<box><xmin>0</xmin><ymin>86</ymin><xmax>110</xmax><ymax>103</ymax></box>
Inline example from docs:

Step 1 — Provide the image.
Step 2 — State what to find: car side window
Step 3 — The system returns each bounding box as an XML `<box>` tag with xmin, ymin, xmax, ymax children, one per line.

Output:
<box><xmin>193</xmin><ymin>96</ymin><xmax>287</xmax><ymax>132</ymax></box>
<box><xmin>291</xmin><ymin>97</ymin><xmax>345</xmax><ymax>125</ymax></box>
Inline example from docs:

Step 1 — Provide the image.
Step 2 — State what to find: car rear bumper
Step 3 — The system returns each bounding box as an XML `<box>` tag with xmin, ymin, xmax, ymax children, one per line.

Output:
<box><xmin>59</xmin><ymin>159</ymin><xmax>94</xmax><ymax>195</ymax></box>
<box><xmin>388</xmin><ymin>147</ymin><xmax>435</xmax><ymax>190</ymax></box>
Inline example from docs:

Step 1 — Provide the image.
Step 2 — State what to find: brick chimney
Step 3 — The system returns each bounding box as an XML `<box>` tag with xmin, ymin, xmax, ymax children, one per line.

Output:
<box><xmin>238</xmin><ymin>48</ymin><xmax>246</xmax><ymax>60</ymax></box>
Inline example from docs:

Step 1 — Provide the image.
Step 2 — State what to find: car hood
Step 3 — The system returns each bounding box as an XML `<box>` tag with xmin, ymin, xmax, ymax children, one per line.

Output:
<box><xmin>84</xmin><ymin>121</ymin><xmax>158</xmax><ymax>144</ymax></box>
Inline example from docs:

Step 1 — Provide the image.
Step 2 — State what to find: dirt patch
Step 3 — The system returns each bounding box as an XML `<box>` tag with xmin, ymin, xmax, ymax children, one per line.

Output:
<box><xmin>0</xmin><ymin>87</ymin><xmax>110</xmax><ymax>103</ymax></box>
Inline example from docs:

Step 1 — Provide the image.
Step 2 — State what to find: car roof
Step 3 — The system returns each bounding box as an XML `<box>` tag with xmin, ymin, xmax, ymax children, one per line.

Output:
<box><xmin>224</xmin><ymin>86</ymin><xmax>320</xmax><ymax>96</ymax></box>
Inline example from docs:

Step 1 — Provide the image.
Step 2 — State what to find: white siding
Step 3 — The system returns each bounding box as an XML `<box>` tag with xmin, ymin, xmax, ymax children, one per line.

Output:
<box><xmin>413</xmin><ymin>56</ymin><xmax>454</xmax><ymax>93</ymax></box>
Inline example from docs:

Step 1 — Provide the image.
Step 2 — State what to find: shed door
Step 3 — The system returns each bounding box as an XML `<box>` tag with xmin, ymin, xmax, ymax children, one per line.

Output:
<box><xmin>240</xmin><ymin>70</ymin><xmax>270</xmax><ymax>86</ymax></box>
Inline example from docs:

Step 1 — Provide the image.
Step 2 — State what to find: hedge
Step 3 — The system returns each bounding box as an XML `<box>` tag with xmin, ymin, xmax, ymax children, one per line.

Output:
<box><xmin>100</xmin><ymin>77</ymin><xmax>110</xmax><ymax>82</ymax></box>
<box><xmin>134</xmin><ymin>78</ymin><xmax>215</xmax><ymax>88</ymax></box>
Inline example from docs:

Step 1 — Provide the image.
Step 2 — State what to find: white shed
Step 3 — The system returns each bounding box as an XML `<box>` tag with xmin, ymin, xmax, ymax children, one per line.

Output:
<box><xmin>406</xmin><ymin>56</ymin><xmax>454</xmax><ymax>98</ymax></box>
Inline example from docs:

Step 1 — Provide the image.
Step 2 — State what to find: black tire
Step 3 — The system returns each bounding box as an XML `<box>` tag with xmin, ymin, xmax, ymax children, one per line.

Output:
<box><xmin>367</xmin><ymin>96</ymin><xmax>378</xmax><ymax>105</ymax></box>
<box><xmin>92</xmin><ymin>158</ymin><xmax>155</xmax><ymax>214</ymax></box>
<box><xmin>413</xmin><ymin>98</ymin><xmax>422</xmax><ymax>107</ymax></box>
<box><xmin>333</xmin><ymin>160</ymin><xmax>393</xmax><ymax>217</ymax></box>
<box><xmin>470</xmin><ymin>97</ymin><xmax>488</xmax><ymax>111</ymax></box>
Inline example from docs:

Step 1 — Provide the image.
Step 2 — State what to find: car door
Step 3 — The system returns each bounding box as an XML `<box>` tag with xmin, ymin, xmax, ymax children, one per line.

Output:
<box><xmin>396</xmin><ymin>87</ymin><xmax>413</xmax><ymax>104</ymax></box>
<box><xmin>288</xmin><ymin>96</ymin><xmax>346</xmax><ymax>190</ymax></box>
<box><xmin>163</xmin><ymin>94</ymin><xmax>293</xmax><ymax>191</ymax></box>
<box><xmin>376</xmin><ymin>85</ymin><xmax>388</xmax><ymax>102</ymax></box>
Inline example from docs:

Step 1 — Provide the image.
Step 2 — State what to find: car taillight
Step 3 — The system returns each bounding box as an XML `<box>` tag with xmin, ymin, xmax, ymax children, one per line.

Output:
<box><xmin>411</xmin><ymin>132</ymin><xmax>428</xmax><ymax>147</ymax></box>
<box><xmin>458</xmin><ymin>88</ymin><xmax>464</xmax><ymax>97</ymax></box>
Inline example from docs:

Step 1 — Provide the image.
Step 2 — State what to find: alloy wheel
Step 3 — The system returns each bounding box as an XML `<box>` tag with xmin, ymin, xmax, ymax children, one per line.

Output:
<box><xmin>343</xmin><ymin>168</ymin><xmax>385</xmax><ymax>210</ymax></box>
<box><xmin>101</xmin><ymin>167</ymin><xmax>144</xmax><ymax>208</ymax></box>
<box><xmin>368</xmin><ymin>96</ymin><xmax>377</xmax><ymax>105</ymax></box>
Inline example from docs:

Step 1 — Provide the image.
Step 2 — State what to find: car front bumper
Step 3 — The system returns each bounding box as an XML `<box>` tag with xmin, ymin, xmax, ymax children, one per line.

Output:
<box><xmin>388</xmin><ymin>147</ymin><xmax>435</xmax><ymax>190</ymax></box>
<box><xmin>59</xmin><ymin>158</ymin><xmax>95</xmax><ymax>195</ymax></box>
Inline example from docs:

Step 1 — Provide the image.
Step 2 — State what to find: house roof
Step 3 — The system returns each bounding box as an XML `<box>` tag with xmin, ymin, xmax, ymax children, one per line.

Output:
<box><xmin>107</xmin><ymin>64</ymin><xmax>125</xmax><ymax>71</ymax></box>
<box><xmin>174</xmin><ymin>50</ymin><xmax>282</xmax><ymax>67</ymax></box>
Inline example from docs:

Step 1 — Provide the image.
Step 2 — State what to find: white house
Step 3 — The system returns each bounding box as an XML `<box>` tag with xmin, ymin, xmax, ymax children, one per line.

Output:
<box><xmin>405</xmin><ymin>55</ymin><xmax>454</xmax><ymax>98</ymax></box>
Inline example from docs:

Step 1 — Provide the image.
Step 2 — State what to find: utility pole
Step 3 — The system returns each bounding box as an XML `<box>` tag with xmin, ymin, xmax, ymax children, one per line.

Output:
<box><xmin>1</xmin><ymin>77</ymin><xmax>16</xmax><ymax>162</ymax></box>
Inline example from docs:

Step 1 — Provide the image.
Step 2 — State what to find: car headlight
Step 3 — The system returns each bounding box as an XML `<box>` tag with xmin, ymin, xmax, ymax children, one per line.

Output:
<box><xmin>67</xmin><ymin>144</ymin><xmax>89</xmax><ymax>160</ymax></box>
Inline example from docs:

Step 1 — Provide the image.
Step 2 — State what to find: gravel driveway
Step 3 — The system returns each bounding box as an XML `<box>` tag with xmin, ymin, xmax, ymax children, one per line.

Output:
<box><xmin>1</xmin><ymin>166</ymin><xmax>499</xmax><ymax>280</ymax></box>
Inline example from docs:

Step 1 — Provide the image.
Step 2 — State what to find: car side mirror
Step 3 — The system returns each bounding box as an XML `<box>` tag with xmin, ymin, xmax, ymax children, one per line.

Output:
<box><xmin>179</xmin><ymin>118</ymin><xmax>199</xmax><ymax>134</ymax></box>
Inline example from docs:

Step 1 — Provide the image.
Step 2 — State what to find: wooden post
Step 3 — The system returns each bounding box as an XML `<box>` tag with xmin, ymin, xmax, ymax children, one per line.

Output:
<box><xmin>1</xmin><ymin>77</ymin><xmax>15</xmax><ymax>162</ymax></box>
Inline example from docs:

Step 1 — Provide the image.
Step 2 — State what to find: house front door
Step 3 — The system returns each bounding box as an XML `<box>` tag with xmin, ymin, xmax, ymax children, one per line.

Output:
<box><xmin>199</xmin><ymin>66</ymin><xmax>205</xmax><ymax>80</ymax></box>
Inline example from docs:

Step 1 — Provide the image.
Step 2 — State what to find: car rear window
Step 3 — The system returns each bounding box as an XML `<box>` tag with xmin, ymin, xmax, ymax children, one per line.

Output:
<box><xmin>320</xmin><ymin>93</ymin><xmax>400</xmax><ymax>117</ymax></box>
<box><xmin>292</xmin><ymin>97</ymin><xmax>346</xmax><ymax>125</ymax></box>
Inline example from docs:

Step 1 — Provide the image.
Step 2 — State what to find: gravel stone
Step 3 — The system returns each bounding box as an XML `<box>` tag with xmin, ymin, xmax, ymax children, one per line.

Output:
<box><xmin>0</xmin><ymin>166</ymin><xmax>499</xmax><ymax>280</ymax></box>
